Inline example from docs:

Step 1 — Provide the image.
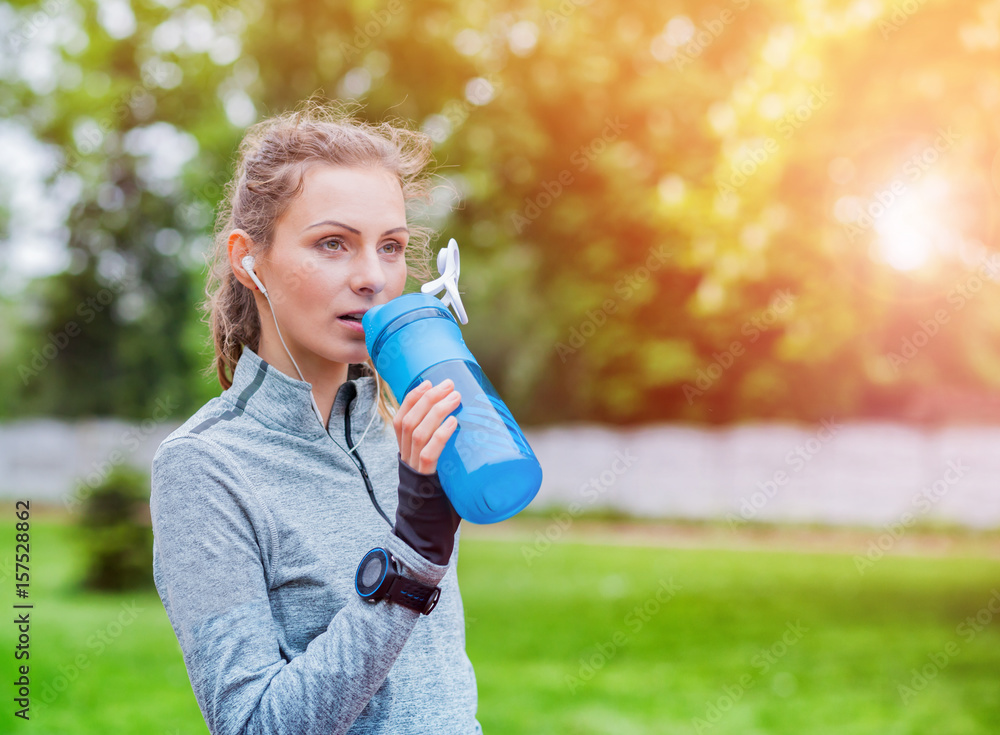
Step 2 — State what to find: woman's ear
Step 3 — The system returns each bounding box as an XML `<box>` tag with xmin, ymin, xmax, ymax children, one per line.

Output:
<box><xmin>228</xmin><ymin>230</ymin><xmax>260</xmax><ymax>292</ymax></box>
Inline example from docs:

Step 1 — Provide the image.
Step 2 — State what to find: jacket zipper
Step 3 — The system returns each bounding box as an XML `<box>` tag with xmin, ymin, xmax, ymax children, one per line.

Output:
<box><xmin>343</xmin><ymin>394</ymin><xmax>393</xmax><ymax>528</ymax></box>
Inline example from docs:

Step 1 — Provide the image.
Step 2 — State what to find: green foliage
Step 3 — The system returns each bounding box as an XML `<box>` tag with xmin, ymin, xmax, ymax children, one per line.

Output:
<box><xmin>2</xmin><ymin>0</ymin><xmax>999</xmax><ymax>425</ymax></box>
<box><xmin>77</xmin><ymin>464</ymin><xmax>154</xmax><ymax>592</ymax></box>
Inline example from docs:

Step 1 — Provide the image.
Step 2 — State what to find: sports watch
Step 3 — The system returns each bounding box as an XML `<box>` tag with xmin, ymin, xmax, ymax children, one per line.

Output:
<box><xmin>355</xmin><ymin>548</ymin><xmax>441</xmax><ymax>615</ymax></box>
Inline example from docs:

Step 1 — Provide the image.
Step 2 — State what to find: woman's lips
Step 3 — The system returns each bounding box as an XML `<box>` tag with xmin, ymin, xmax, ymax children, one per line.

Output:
<box><xmin>337</xmin><ymin>316</ymin><xmax>365</xmax><ymax>333</ymax></box>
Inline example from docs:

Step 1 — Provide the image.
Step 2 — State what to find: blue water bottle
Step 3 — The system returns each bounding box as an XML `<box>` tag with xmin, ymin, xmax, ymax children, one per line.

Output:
<box><xmin>362</xmin><ymin>239</ymin><xmax>542</xmax><ymax>524</ymax></box>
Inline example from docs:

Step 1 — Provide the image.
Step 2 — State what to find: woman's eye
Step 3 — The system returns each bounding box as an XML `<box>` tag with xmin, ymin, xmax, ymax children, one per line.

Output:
<box><xmin>320</xmin><ymin>238</ymin><xmax>403</xmax><ymax>254</ymax></box>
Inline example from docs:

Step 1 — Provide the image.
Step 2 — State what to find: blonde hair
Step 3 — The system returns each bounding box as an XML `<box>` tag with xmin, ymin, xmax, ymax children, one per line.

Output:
<box><xmin>202</xmin><ymin>98</ymin><xmax>441</xmax><ymax>427</ymax></box>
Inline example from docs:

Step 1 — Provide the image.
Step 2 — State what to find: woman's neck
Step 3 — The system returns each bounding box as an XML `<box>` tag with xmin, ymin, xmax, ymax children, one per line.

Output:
<box><xmin>256</xmin><ymin>335</ymin><xmax>349</xmax><ymax>430</ymax></box>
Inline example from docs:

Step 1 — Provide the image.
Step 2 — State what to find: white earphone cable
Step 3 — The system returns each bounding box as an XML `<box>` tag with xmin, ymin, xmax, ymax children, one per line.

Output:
<box><xmin>352</xmin><ymin>367</ymin><xmax>382</xmax><ymax>450</ymax></box>
<box><xmin>244</xmin><ymin>255</ymin><xmax>380</xmax><ymax>455</ymax></box>
<box><xmin>261</xmin><ymin>290</ymin><xmax>327</xmax><ymax>427</ymax></box>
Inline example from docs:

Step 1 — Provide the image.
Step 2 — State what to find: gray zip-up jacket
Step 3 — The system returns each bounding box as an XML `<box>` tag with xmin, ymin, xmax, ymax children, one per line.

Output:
<box><xmin>150</xmin><ymin>345</ymin><xmax>481</xmax><ymax>735</ymax></box>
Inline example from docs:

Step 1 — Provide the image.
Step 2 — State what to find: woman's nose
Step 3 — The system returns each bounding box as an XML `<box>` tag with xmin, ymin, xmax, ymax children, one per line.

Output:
<box><xmin>351</xmin><ymin>247</ymin><xmax>388</xmax><ymax>293</ymax></box>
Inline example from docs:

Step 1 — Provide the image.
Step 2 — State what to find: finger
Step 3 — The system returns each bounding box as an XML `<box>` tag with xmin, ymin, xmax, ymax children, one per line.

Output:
<box><xmin>395</xmin><ymin>380</ymin><xmax>432</xmax><ymax>457</ymax></box>
<box><xmin>404</xmin><ymin>392</ymin><xmax>459</xmax><ymax>455</ymax></box>
<box><xmin>414</xmin><ymin>415</ymin><xmax>459</xmax><ymax>474</ymax></box>
<box><xmin>396</xmin><ymin>380</ymin><xmax>432</xmax><ymax>432</ymax></box>
<box><xmin>405</xmin><ymin>389</ymin><xmax>461</xmax><ymax>471</ymax></box>
<box><xmin>400</xmin><ymin>379</ymin><xmax>432</xmax><ymax>412</ymax></box>
<box><xmin>400</xmin><ymin>379</ymin><xmax>456</xmax><ymax>447</ymax></box>
<box><xmin>413</xmin><ymin>389</ymin><xmax>461</xmax><ymax>440</ymax></box>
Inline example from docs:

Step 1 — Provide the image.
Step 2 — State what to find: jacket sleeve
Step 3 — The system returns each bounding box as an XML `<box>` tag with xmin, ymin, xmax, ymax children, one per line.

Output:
<box><xmin>150</xmin><ymin>435</ymin><xmax>448</xmax><ymax>735</ymax></box>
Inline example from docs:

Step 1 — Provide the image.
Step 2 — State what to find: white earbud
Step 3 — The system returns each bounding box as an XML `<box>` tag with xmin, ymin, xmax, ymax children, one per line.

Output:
<box><xmin>242</xmin><ymin>255</ymin><xmax>268</xmax><ymax>296</ymax></box>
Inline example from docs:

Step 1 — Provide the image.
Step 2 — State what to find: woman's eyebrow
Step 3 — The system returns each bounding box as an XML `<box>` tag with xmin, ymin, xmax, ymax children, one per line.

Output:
<box><xmin>303</xmin><ymin>219</ymin><xmax>409</xmax><ymax>237</ymax></box>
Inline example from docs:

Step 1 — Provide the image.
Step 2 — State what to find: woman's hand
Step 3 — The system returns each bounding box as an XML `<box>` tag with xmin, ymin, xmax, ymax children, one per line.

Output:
<box><xmin>393</xmin><ymin>378</ymin><xmax>461</xmax><ymax>474</ymax></box>
<box><xmin>392</xmin><ymin>378</ymin><xmax>463</xmax><ymax>566</ymax></box>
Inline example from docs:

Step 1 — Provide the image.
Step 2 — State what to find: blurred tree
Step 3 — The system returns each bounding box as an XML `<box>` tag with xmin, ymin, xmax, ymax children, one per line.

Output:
<box><xmin>1</xmin><ymin>0</ymin><xmax>999</xmax><ymax>427</ymax></box>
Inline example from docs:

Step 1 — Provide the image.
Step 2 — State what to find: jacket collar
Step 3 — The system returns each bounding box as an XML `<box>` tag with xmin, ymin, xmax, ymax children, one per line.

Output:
<box><xmin>224</xmin><ymin>345</ymin><xmax>377</xmax><ymax>439</ymax></box>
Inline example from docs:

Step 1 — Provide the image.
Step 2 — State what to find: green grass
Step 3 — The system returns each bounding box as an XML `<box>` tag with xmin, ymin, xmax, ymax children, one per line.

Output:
<box><xmin>2</xmin><ymin>518</ymin><xmax>999</xmax><ymax>734</ymax></box>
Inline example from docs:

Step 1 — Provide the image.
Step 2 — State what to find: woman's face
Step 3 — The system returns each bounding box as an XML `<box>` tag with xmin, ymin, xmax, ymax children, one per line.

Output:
<box><xmin>242</xmin><ymin>164</ymin><xmax>409</xmax><ymax>370</ymax></box>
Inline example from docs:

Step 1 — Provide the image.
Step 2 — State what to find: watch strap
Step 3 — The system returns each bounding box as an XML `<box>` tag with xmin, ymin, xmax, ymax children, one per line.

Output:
<box><xmin>386</xmin><ymin>573</ymin><xmax>441</xmax><ymax>615</ymax></box>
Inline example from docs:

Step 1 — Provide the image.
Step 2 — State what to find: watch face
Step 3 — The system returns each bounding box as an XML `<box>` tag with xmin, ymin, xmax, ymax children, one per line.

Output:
<box><xmin>361</xmin><ymin>557</ymin><xmax>384</xmax><ymax>588</ymax></box>
<box><xmin>356</xmin><ymin>548</ymin><xmax>390</xmax><ymax>597</ymax></box>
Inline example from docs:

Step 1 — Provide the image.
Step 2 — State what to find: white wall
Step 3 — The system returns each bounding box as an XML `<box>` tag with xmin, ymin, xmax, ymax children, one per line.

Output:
<box><xmin>525</xmin><ymin>420</ymin><xmax>1000</xmax><ymax>530</ymax></box>
<box><xmin>0</xmin><ymin>418</ymin><xmax>181</xmax><ymax>510</ymax></box>
<box><xmin>2</xmin><ymin>418</ymin><xmax>998</xmax><ymax>529</ymax></box>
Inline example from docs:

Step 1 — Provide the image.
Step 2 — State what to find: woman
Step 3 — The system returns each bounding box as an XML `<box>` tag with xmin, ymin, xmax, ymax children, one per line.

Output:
<box><xmin>150</xmin><ymin>101</ymin><xmax>482</xmax><ymax>734</ymax></box>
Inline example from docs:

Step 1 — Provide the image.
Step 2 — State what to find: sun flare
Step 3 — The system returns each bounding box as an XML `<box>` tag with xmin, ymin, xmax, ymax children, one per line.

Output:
<box><xmin>872</xmin><ymin>174</ymin><xmax>954</xmax><ymax>271</ymax></box>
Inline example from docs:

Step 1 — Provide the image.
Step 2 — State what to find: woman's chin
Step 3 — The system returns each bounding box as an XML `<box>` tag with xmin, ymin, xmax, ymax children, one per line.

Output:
<box><xmin>320</xmin><ymin>341</ymin><xmax>371</xmax><ymax>366</ymax></box>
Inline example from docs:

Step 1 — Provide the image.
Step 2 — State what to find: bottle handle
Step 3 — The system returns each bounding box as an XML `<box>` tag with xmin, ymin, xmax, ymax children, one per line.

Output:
<box><xmin>420</xmin><ymin>238</ymin><xmax>468</xmax><ymax>325</ymax></box>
